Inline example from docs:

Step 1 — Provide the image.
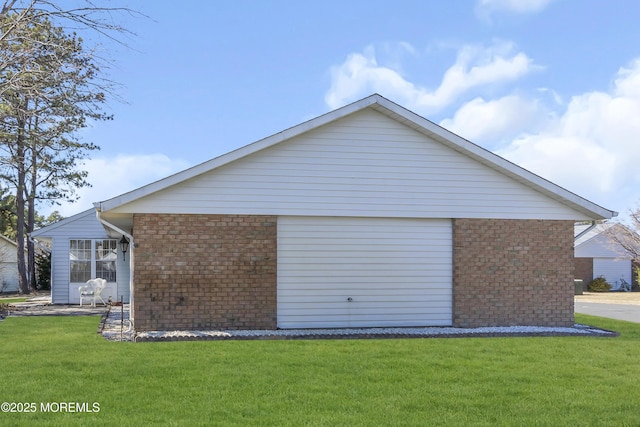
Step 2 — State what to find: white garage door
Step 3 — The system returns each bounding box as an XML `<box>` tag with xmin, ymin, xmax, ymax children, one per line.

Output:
<box><xmin>593</xmin><ymin>258</ymin><xmax>631</xmax><ymax>290</ymax></box>
<box><xmin>277</xmin><ymin>216</ymin><xmax>452</xmax><ymax>329</ymax></box>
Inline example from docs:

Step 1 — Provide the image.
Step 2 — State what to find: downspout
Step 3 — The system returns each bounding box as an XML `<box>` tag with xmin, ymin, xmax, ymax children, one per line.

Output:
<box><xmin>95</xmin><ymin>208</ymin><xmax>135</xmax><ymax>332</ymax></box>
<box><xmin>574</xmin><ymin>220</ymin><xmax>598</xmax><ymax>242</ymax></box>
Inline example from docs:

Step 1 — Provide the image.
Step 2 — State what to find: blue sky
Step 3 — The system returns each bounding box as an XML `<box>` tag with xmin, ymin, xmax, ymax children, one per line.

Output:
<box><xmin>54</xmin><ymin>0</ymin><xmax>640</xmax><ymax>220</ymax></box>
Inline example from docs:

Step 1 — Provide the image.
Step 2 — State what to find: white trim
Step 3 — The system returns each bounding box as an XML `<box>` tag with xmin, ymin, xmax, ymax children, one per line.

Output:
<box><xmin>95</xmin><ymin>210</ymin><xmax>135</xmax><ymax>331</ymax></box>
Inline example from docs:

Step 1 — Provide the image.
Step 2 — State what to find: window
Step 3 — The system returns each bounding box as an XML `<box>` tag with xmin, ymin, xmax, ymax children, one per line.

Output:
<box><xmin>70</xmin><ymin>240</ymin><xmax>91</xmax><ymax>282</ymax></box>
<box><xmin>96</xmin><ymin>240</ymin><xmax>117</xmax><ymax>282</ymax></box>
<box><xmin>70</xmin><ymin>239</ymin><xmax>117</xmax><ymax>283</ymax></box>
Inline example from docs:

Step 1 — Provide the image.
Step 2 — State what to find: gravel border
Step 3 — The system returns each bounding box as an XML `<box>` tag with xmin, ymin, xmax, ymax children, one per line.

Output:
<box><xmin>2</xmin><ymin>303</ymin><xmax>620</xmax><ymax>342</ymax></box>
<box><xmin>97</xmin><ymin>305</ymin><xmax>620</xmax><ymax>342</ymax></box>
<box><xmin>1</xmin><ymin>299</ymin><xmax>620</xmax><ymax>342</ymax></box>
<box><xmin>132</xmin><ymin>323</ymin><xmax>617</xmax><ymax>342</ymax></box>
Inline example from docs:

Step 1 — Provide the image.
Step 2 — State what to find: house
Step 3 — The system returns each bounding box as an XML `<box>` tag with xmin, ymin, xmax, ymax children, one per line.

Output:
<box><xmin>34</xmin><ymin>94</ymin><xmax>615</xmax><ymax>331</ymax></box>
<box><xmin>0</xmin><ymin>235</ymin><xmax>20</xmax><ymax>293</ymax></box>
<box><xmin>30</xmin><ymin>209</ymin><xmax>130</xmax><ymax>304</ymax></box>
<box><xmin>574</xmin><ymin>222</ymin><xmax>634</xmax><ymax>290</ymax></box>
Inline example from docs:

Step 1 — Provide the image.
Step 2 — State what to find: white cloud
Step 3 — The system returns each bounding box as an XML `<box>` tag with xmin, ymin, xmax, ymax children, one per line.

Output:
<box><xmin>325</xmin><ymin>40</ymin><xmax>640</xmax><ymax>216</ymax></box>
<box><xmin>325</xmin><ymin>41</ymin><xmax>537</xmax><ymax>113</ymax></box>
<box><xmin>476</xmin><ymin>0</ymin><xmax>555</xmax><ymax>18</ymax></box>
<box><xmin>497</xmin><ymin>59</ymin><xmax>640</xmax><ymax>214</ymax></box>
<box><xmin>430</xmin><ymin>42</ymin><xmax>535</xmax><ymax>107</ymax></box>
<box><xmin>537</xmin><ymin>87</ymin><xmax>563</xmax><ymax>105</ymax></box>
<box><xmin>325</xmin><ymin>45</ymin><xmax>419</xmax><ymax>110</ymax></box>
<box><xmin>42</xmin><ymin>154</ymin><xmax>190</xmax><ymax>218</ymax></box>
<box><xmin>439</xmin><ymin>95</ymin><xmax>546</xmax><ymax>146</ymax></box>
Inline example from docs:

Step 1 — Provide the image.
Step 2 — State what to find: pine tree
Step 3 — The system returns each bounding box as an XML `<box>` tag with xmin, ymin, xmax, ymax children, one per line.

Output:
<box><xmin>0</xmin><ymin>12</ymin><xmax>107</xmax><ymax>293</ymax></box>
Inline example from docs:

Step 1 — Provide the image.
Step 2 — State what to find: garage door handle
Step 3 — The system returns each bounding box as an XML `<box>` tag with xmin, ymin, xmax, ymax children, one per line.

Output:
<box><xmin>347</xmin><ymin>297</ymin><xmax>353</xmax><ymax>302</ymax></box>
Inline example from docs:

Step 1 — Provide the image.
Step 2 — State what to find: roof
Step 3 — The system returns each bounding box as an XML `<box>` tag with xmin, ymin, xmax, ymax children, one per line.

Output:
<box><xmin>0</xmin><ymin>233</ymin><xmax>28</xmax><ymax>255</ymax></box>
<box><xmin>0</xmin><ymin>234</ymin><xmax>17</xmax><ymax>248</ymax></box>
<box><xmin>94</xmin><ymin>94</ymin><xmax>615</xmax><ymax>220</ymax></box>
<box><xmin>574</xmin><ymin>221</ymin><xmax>636</xmax><ymax>249</ymax></box>
<box><xmin>574</xmin><ymin>222</ymin><xmax>613</xmax><ymax>247</ymax></box>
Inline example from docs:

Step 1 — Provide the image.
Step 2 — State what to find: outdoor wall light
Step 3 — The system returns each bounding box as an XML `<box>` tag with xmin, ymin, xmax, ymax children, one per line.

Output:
<box><xmin>119</xmin><ymin>235</ymin><xmax>130</xmax><ymax>260</ymax></box>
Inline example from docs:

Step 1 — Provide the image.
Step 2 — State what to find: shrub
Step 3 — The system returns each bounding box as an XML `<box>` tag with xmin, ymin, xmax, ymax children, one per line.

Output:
<box><xmin>36</xmin><ymin>252</ymin><xmax>51</xmax><ymax>290</ymax></box>
<box><xmin>588</xmin><ymin>277</ymin><xmax>612</xmax><ymax>292</ymax></box>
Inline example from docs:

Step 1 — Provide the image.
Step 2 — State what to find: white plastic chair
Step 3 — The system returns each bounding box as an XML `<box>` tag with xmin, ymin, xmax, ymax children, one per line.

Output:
<box><xmin>79</xmin><ymin>278</ymin><xmax>107</xmax><ymax>307</ymax></box>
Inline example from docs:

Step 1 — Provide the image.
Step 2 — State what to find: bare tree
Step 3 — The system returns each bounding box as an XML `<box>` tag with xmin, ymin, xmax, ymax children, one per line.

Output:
<box><xmin>602</xmin><ymin>207</ymin><xmax>640</xmax><ymax>288</ymax></box>
<box><xmin>1</xmin><ymin>0</ymin><xmax>139</xmax><ymax>42</ymax></box>
<box><xmin>1</xmin><ymin>1</ymin><xmax>142</xmax><ymax>100</ymax></box>
<box><xmin>606</xmin><ymin>211</ymin><xmax>640</xmax><ymax>262</ymax></box>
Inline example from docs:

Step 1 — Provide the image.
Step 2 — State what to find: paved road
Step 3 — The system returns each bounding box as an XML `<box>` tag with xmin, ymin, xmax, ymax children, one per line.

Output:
<box><xmin>575</xmin><ymin>302</ymin><xmax>640</xmax><ymax>323</ymax></box>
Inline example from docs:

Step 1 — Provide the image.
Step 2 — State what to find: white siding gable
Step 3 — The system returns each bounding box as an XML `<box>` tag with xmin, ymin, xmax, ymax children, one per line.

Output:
<box><xmin>42</xmin><ymin>209</ymin><xmax>108</xmax><ymax>237</ymax></box>
<box><xmin>110</xmin><ymin>109</ymin><xmax>595</xmax><ymax>220</ymax></box>
<box><xmin>0</xmin><ymin>237</ymin><xmax>19</xmax><ymax>293</ymax></box>
<box><xmin>575</xmin><ymin>233</ymin><xmax>629</xmax><ymax>258</ymax></box>
<box><xmin>574</xmin><ymin>223</ymin><xmax>631</xmax><ymax>259</ymax></box>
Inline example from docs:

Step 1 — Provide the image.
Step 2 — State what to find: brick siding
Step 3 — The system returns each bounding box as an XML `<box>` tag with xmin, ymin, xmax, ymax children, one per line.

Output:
<box><xmin>133</xmin><ymin>214</ymin><xmax>277</xmax><ymax>331</ymax></box>
<box><xmin>574</xmin><ymin>257</ymin><xmax>593</xmax><ymax>285</ymax></box>
<box><xmin>452</xmin><ymin>219</ymin><xmax>575</xmax><ymax>328</ymax></box>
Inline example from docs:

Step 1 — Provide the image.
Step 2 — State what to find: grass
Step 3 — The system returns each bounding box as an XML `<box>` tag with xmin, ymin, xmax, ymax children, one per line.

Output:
<box><xmin>0</xmin><ymin>314</ymin><xmax>639</xmax><ymax>426</ymax></box>
<box><xmin>0</xmin><ymin>297</ymin><xmax>27</xmax><ymax>304</ymax></box>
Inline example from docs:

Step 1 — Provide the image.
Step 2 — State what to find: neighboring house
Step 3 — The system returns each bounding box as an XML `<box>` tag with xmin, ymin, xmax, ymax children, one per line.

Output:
<box><xmin>31</xmin><ymin>209</ymin><xmax>130</xmax><ymax>304</ymax></box>
<box><xmin>0</xmin><ymin>235</ymin><xmax>20</xmax><ymax>293</ymax></box>
<box><xmin>574</xmin><ymin>222</ymin><xmax>633</xmax><ymax>290</ymax></box>
<box><xmin>33</xmin><ymin>94</ymin><xmax>615</xmax><ymax>332</ymax></box>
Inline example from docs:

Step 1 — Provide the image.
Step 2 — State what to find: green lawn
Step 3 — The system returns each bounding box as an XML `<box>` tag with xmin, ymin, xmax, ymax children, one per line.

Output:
<box><xmin>0</xmin><ymin>297</ymin><xmax>27</xmax><ymax>304</ymax></box>
<box><xmin>0</xmin><ymin>315</ymin><xmax>638</xmax><ymax>426</ymax></box>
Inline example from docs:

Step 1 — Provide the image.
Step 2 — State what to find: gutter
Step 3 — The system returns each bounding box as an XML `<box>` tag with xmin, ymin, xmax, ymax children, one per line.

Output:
<box><xmin>574</xmin><ymin>220</ymin><xmax>598</xmax><ymax>241</ymax></box>
<box><xmin>94</xmin><ymin>207</ymin><xmax>135</xmax><ymax>332</ymax></box>
<box><xmin>574</xmin><ymin>220</ymin><xmax>599</xmax><ymax>245</ymax></box>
